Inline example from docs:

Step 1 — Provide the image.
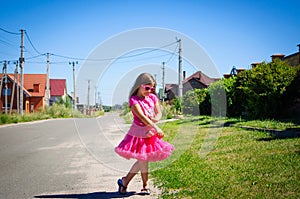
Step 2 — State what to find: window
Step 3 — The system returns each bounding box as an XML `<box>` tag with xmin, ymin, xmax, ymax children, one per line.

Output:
<box><xmin>33</xmin><ymin>84</ymin><xmax>40</xmax><ymax>92</ymax></box>
<box><xmin>1</xmin><ymin>88</ymin><xmax>11</xmax><ymax>96</ymax></box>
<box><xmin>2</xmin><ymin>103</ymin><xmax>11</xmax><ymax>108</ymax></box>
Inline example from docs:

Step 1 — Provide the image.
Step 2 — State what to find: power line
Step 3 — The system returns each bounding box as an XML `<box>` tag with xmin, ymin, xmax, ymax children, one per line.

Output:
<box><xmin>1</xmin><ymin>27</ymin><xmax>178</xmax><ymax>65</ymax></box>
<box><xmin>1</xmin><ymin>30</ymin><xmax>179</xmax><ymax>71</ymax></box>
<box><xmin>165</xmin><ymin>42</ymin><xmax>179</xmax><ymax>64</ymax></box>
<box><xmin>51</xmin><ymin>41</ymin><xmax>178</xmax><ymax>62</ymax></box>
<box><xmin>0</xmin><ymin>27</ymin><xmax>21</xmax><ymax>35</ymax></box>
<box><xmin>110</xmin><ymin>51</ymin><xmax>176</xmax><ymax>64</ymax></box>
<box><xmin>26</xmin><ymin>54</ymin><xmax>46</xmax><ymax>60</ymax></box>
<box><xmin>0</xmin><ymin>33</ymin><xmax>22</xmax><ymax>55</ymax></box>
<box><xmin>0</xmin><ymin>38</ymin><xmax>16</xmax><ymax>47</ymax></box>
<box><xmin>25</xmin><ymin>31</ymin><xmax>44</xmax><ymax>55</ymax></box>
<box><xmin>0</xmin><ymin>59</ymin><xmax>18</xmax><ymax>64</ymax></box>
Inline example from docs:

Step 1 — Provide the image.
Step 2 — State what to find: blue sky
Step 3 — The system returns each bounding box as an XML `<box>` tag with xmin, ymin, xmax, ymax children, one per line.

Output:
<box><xmin>0</xmin><ymin>0</ymin><xmax>299</xmax><ymax>105</ymax></box>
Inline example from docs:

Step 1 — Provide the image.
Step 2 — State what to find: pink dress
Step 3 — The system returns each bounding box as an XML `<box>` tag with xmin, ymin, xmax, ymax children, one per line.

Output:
<box><xmin>115</xmin><ymin>93</ymin><xmax>174</xmax><ymax>162</ymax></box>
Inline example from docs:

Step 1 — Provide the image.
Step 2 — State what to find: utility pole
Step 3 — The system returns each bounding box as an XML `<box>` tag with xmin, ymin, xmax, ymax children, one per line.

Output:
<box><xmin>19</xmin><ymin>29</ymin><xmax>25</xmax><ymax>115</ymax></box>
<box><xmin>0</xmin><ymin>61</ymin><xmax>5</xmax><ymax>101</ymax></box>
<box><xmin>10</xmin><ymin>61</ymin><xmax>18</xmax><ymax>114</ymax></box>
<box><xmin>162</xmin><ymin>62</ymin><xmax>165</xmax><ymax>102</ymax></box>
<box><xmin>177</xmin><ymin>38</ymin><xmax>183</xmax><ymax>100</ymax></box>
<box><xmin>0</xmin><ymin>61</ymin><xmax>8</xmax><ymax>114</ymax></box>
<box><xmin>94</xmin><ymin>86</ymin><xmax>97</xmax><ymax>108</ymax></box>
<box><xmin>87</xmin><ymin>80</ymin><xmax>90</xmax><ymax>115</ymax></box>
<box><xmin>98</xmin><ymin>91</ymin><xmax>101</xmax><ymax>110</ymax></box>
<box><xmin>69</xmin><ymin>61</ymin><xmax>78</xmax><ymax>110</ymax></box>
<box><xmin>16</xmin><ymin>62</ymin><xmax>19</xmax><ymax>113</ymax></box>
<box><xmin>46</xmin><ymin>53</ymin><xmax>50</xmax><ymax>106</ymax></box>
<box><xmin>4</xmin><ymin>61</ymin><xmax>8</xmax><ymax>114</ymax></box>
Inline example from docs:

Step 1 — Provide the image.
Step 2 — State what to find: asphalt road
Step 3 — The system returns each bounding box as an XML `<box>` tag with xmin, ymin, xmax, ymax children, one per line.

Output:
<box><xmin>0</xmin><ymin>112</ymin><xmax>160</xmax><ymax>199</ymax></box>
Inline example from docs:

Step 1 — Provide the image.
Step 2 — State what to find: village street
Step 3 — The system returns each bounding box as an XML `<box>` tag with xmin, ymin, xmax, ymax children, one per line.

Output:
<box><xmin>0</xmin><ymin>112</ymin><xmax>160</xmax><ymax>199</ymax></box>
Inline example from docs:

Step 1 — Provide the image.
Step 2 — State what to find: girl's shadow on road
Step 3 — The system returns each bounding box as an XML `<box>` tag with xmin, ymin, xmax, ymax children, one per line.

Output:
<box><xmin>35</xmin><ymin>191</ymin><xmax>138</xmax><ymax>199</ymax></box>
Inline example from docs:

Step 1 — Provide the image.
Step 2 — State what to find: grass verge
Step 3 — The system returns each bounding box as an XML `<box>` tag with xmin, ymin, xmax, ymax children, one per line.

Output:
<box><xmin>151</xmin><ymin>116</ymin><xmax>300</xmax><ymax>199</ymax></box>
<box><xmin>0</xmin><ymin>104</ymin><xmax>104</xmax><ymax>125</ymax></box>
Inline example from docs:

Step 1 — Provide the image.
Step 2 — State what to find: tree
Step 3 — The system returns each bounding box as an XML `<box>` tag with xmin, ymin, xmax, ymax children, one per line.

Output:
<box><xmin>182</xmin><ymin>88</ymin><xmax>208</xmax><ymax>115</ymax></box>
<box><xmin>56</xmin><ymin>96</ymin><xmax>72</xmax><ymax>109</ymax></box>
<box><xmin>172</xmin><ymin>97</ymin><xmax>181</xmax><ymax>114</ymax></box>
<box><xmin>217</xmin><ymin>76</ymin><xmax>237</xmax><ymax>117</ymax></box>
<box><xmin>208</xmin><ymin>80</ymin><xmax>227</xmax><ymax>117</ymax></box>
<box><xmin>235</xmin><ymin>60</ymin><xmax>297</xmax><ymax>119</ymax></box>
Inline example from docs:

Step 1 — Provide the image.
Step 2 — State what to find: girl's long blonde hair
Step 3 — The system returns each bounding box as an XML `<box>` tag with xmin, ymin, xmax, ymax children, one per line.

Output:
<box><xmin>129</xmin><ymin>73</ymin><xmax>156</xmax><ymax>100</ymax></box>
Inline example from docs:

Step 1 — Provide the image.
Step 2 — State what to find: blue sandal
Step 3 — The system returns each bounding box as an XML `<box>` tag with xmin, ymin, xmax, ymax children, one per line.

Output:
<box><xmin>117</xmin><ymin>179</ymin><xmax>127</xmax><ymax>195</ymax></box>
<box><xmin>140</xmin><ymin>188</ymin><xmax>150</xmax><ymax>195</ymax></box>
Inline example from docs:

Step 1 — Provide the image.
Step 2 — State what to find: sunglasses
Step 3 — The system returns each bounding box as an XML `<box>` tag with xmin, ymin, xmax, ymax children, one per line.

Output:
<box><xmin>142</xmin><ymin>84</ymin><xmax>155</xmax><ymax>92</ymax></box>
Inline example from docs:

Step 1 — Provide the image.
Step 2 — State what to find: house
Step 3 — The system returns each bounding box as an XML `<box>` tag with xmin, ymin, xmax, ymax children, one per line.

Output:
<box><xmin>251</xmin><ymin>44</ymin><xmax>300</xmax><ymax>69</ymax></box>
<box><xmin>0</xmin><ymin>74</ymin><xmax>47</xmax><ymax>113</ymax></box>
<box><xmin>49</xmin><ymin>79</ymin><xmax>68</xmax><ymax>105</ymax></box>
<box><xmin>165</xmin><ymin>71</ymin><xmax>220</xmax><ymax>101</ymax></box>
<box><xmin>283</xmin><ymin>45</ymin><xmax>300</xmax><ymax>66</ymax></box>
<box><xmin>223</xmin><ymin>44</ymin><xmax>300</xmax><ymax>78</ymax></box>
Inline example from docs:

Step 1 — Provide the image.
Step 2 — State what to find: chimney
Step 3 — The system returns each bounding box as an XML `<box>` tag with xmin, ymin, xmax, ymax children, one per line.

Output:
<box><xmin>223</xmin><ymin>74</ymin><xmax>231</xmax><ymax>78</ymax></box>
<box><xmin>251</xmin><ymin>62</ymin><xmax>260</xmax><ymax>69</ymax></box>
<box><xmin>183</xmin><ymin>71</ymin><xmax>186</xmax><ymax>80</ymax></box>
<box><xmin>237</xmin><ymin>69</ymin><xmax>245</xmax><ymax>74</ymax></box>
<box><xmin>297</xmin><ymin>44</ymin><xmax>300</xmax><ymax>64</ymax></box>
<box><xmin>271</xmin><ymin>54</ymin><xmax>285</xmax><ymax>62</ymax></box>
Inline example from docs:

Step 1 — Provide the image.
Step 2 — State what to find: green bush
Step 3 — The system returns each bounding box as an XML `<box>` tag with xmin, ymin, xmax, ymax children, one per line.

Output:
<box><xmin>92</xmin><ymin>109</ymin><xmax>105</xmax><ymax>117</ymax></box>
<box><xmin>172</xmin><ymin>97</ymin><xmax>181</xmax><ymax>113</ymax></box>
<box><xmin>235</xmin><ymin>60</ymin><xmax>298</xmax><ymax>119</ymax></box>
<box><xmin>161</xmin><ymin>102</ymin><xmax>176</xmax><ymax>119</ymax></box>
<box><xmin>122</xmin><ymin>111</ymin><xmax>133</xmax><ymax>124</ymax></box>
<box><xmin>181</xmin><ymin>89</ymin><xmax>208</xmax><ymax>115</ymax></box>
<box><xmin>0</xmin><ymin>114</ymin><xmax>9</xmax><ymax>124</ymax></box>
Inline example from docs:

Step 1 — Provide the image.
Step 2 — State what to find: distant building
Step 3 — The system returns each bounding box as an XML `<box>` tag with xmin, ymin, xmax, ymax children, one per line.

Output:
<box><xmin>49</xmin><ymin>79</ymin><xmax>68</xmax><ymax>105</ymax></box>
<box><xmin>0</xmin><ymin>74</ymin><xmax>47</xmax><ymax>113</ymax></box>
<box><xmin>165</xmin><ymin>71</ymin><xmax>220</xmax><ymax>101</ymax></box>
<box><xmin>223</xmin><ymin>44</ymin><xmax>300</xmax><ymax>78</ymax></box>
<box><xmin>284</xmin><ymin>50</ymin><xmax>300</xmax><ymax>66</ymax></box>
<box><xmin>0</xmin><ymin>74</ymin><xmax>72</xmax><ymax>113</ymax></box>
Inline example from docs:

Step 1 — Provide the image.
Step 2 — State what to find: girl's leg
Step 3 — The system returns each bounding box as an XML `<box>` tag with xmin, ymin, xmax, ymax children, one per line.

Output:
<box><xmin>122</xmin><ymin>160</ymin><xmax>140</xmax><ymax>187</ymax></box>
<box><xmin>139</xmin><ymin>161</ymin><xmax>149</xmax><ymax>189</ymax></box>
<box><xmin>119</xmin><ymin>161</ymin><xmax>149</xmax><ymax>193</ymax></box>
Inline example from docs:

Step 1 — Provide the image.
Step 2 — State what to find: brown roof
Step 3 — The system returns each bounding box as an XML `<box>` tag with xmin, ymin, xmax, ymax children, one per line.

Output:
<box><xmin>183</xmin><ymin>71</ymin><xmax>219</xmax><ymax>87</ymax></box>
<box><xmin>165</xmin><ymin>83</ymin><xmax>177</xmax><ymax>91</ymax></box>
<box><xmin>165</xmin><ymin>71</ymin><xmax>219</xmax><ymax>92</ymax></box>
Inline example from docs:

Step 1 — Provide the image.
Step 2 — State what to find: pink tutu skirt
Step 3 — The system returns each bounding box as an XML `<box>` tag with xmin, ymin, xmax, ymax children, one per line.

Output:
<box><xmin>115</xmin><ymin>123</ymin><xmax>174</xmax><ymax>162</ymax></box>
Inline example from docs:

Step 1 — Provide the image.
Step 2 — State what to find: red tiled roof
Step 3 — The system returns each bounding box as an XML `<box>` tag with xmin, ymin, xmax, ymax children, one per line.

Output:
<box><xmin>50</xmin><ymin>79</ymin><xmax>66</xmax><ymax>96</ymax></box>
<box><xmin>0</xmin><ymin>74</ymin><xmax>47</xmax><ymax>97</ymax></box>
<box><xmin>24</xmin><ymin>74</ymin><xmax>47</xmax><ymax>97</ymax></box>
<box><xmin>0</xmin><ymin>74</ymin><xmax>31</xmax><ymax>96</ymax></box>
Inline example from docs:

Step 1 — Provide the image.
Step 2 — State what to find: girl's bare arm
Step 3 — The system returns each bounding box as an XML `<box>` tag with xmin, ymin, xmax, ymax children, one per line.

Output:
<box><xmin>131</xmin><ymin>104</ymin><xmax>163</xmax><ymax>133</ymax></box>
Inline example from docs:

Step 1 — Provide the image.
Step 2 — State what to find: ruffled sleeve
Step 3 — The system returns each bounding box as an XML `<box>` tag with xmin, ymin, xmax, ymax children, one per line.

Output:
<box><xmin>129</xmin><ymin>95</ymin><xmax>139</xmax><ymax>107</ymax></box>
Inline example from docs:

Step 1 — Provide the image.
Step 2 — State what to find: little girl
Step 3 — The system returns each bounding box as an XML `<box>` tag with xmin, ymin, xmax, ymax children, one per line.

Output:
<box><xmin>115</xmin><ymin>73</ymin><xmax>174</xmax><ymax>195</ymax></box>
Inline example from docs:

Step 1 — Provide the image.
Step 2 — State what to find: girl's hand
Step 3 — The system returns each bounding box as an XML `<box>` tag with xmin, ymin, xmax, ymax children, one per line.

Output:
<box><xmin>146</xmin><ymin>130</ymin><xmax>155</xmax><ymax>138</ymax></box>
<box><xmin>157</xmin><ymin>131</ymin><xmax>164</xmax><ymax>138</ymax></box>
